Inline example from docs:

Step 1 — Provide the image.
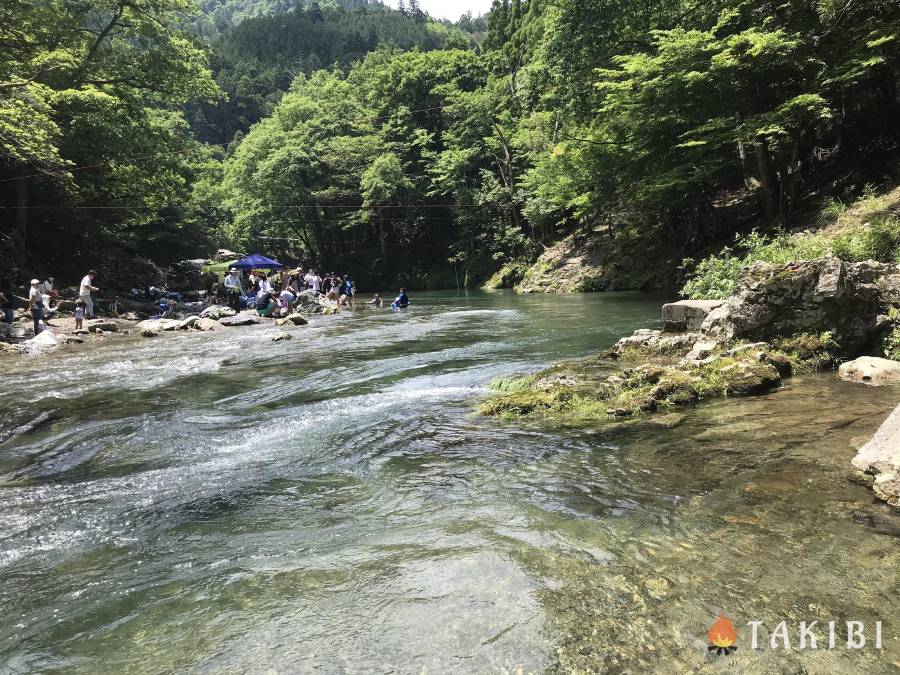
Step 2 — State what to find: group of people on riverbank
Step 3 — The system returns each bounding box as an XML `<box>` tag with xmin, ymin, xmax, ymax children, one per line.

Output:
<box><xmin>1</xmin><ymin>271</ymin><xmax>99</xmax><ymax>336</ymax></box>
<box><xmin>1</xmin><ymin>263</ymin><xmax>411</xmax><ymax>340</ymax></box>
<box><xmin>215</xmin><ymin>266</ymin><xmax>410</xmax><ymax>317</ymax></box>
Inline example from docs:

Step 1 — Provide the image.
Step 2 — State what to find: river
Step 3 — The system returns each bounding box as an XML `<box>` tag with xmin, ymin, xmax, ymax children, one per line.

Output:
<box><xmin>0</xmin><ymin>290</ymin><xmax>898</xmax><ymax>673</ymax></box>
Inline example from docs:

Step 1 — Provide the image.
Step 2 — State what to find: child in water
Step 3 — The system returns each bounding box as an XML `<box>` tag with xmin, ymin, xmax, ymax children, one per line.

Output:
<box><xmin>367</xmin><ymin>293</ymin><xmax>383</xmax><ymax>307</ymax></box>
<box><xmin>74</xmin><ymin>299</ymin><xmax>85</xmax><ymax>330</ymax></box>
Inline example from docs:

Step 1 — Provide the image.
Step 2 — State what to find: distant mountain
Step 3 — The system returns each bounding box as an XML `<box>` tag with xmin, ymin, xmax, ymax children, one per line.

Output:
<box><xmin>189</xmin><ymin>2</ymin><xmax>477</xmax><ymax>144</ymax></box>
<box><xmin>194</xmin><ymin>0</ymin><xmax>386</xmax><ymax>35</ymax></box>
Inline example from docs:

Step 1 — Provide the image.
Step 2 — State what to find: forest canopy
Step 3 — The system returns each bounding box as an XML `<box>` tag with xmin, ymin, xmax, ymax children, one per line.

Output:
<box><xmin>2</xmin><ymin>0</ymin><xmax>899</xmax><ymax>290</ymax></box>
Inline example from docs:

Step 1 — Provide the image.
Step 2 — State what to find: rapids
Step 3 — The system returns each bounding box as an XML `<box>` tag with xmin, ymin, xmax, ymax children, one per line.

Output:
<box><xmin>0</xmin><ymin>290</ymin><xmax>897</xmax><ymax>672</ymax></box>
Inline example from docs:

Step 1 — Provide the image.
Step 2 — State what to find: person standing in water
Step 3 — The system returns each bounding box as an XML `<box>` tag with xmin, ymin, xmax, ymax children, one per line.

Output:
<box><xmin>339</xmin><ymin>274</ymin><xmax>354</xmax><ymax>307</ymax></box>
<box><xmin>391</xmin><ymin>288</ymin><xmax>410</xmax><ymax>309</ymax></box>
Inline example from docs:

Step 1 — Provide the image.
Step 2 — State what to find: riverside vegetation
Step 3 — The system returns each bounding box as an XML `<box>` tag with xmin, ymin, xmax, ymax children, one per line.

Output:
<box><xmin>2</xmin><ymin>0</ymin><xmax>899</xmax><ymax>292</ymax></box>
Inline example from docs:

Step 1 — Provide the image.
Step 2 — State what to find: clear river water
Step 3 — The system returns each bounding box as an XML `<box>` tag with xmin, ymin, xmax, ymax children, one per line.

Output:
<box><xmin>0</xmin><ymin>290</ymin><xmax>898</xmax><ymax>673</ymax></box>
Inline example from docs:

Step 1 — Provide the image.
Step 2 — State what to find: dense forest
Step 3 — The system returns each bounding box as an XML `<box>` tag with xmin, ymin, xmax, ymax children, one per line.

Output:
<box><xmin>2</xmin><ymin>0</ymin><xmax>899</xmax><ymax>291</ymax></box>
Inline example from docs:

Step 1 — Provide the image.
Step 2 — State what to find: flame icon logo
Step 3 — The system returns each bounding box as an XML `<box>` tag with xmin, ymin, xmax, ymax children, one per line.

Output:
<box><xmin>707</xmin><ymin>614</ymin><xmax>738</xmax><ymax>655</ymax></box>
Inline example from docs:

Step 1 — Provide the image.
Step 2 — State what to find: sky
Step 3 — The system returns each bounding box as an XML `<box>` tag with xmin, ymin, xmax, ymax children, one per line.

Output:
<box><xmin>384</xmin><ymin>0</ymin><xmax>494</xmax><ymax>21</ymax></box>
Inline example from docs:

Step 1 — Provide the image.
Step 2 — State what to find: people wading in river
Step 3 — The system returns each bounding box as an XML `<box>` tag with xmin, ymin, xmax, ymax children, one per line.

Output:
<box><xmin>79</xmin><ymin>270</ymin><xmax>99</xmax><ymax>319</ymax></box>
<box><xmin>391</xmin><ymin>288</ymin><xmax>410</xmax><ymax>309</ymax></box>
<box><xmin>339</xmin><ymin>274</ymin><xmax>354</xmax><ymax>307</ymax></box>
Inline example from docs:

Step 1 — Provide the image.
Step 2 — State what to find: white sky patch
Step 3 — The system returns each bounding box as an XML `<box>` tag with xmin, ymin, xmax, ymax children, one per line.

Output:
<box><xmin>383</xmin><ymin>0</ymin><xmax>493</xmax><ymax>21</ymax></box>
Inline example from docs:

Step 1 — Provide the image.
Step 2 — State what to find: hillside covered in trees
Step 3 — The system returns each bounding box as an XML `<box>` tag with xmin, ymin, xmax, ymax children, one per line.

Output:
<box><xmin>2</xmin><ymin>0</ymin><xmax>899</xmax><ymax>291</ymax></box>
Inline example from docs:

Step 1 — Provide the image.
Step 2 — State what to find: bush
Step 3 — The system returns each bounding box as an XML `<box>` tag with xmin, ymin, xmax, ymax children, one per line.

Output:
<box><xmin>681</xmin><ymin>231</ymin><xmax>830</xmax><ymax>300</ymax></box>
<box><xmin>831</xmin><ymin>218</ymin><xmax>900</xmax><ymax>262</ymax></box>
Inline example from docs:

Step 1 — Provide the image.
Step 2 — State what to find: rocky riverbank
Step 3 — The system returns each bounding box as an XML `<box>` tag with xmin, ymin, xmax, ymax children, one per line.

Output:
<box><xmin>479</xmin><ymin>257</ymin><xmax>900</xmax><ymax>506</ymax></box>
<box><xmin>0</xmin><ymin>290</ymin><xmax>339</xmax><ymax>357</ymax></box>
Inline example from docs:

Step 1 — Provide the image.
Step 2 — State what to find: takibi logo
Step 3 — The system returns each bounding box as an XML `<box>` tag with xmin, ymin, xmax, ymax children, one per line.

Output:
<box><xmin>707</xmin><ymin>614</ymin><xmax>738</xmax><ymax>656</ymax></box>
<box><xmin>704</xmin><ymin>614</ymin><xmax>885</xmax><ymax>655</ymax></box>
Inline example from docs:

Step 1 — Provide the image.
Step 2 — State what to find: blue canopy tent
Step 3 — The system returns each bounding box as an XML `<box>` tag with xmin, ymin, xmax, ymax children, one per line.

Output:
<box><xmin>232</xmin><ymin>253</ymin><xmax>284</xmax><ymax>270</ymax></box>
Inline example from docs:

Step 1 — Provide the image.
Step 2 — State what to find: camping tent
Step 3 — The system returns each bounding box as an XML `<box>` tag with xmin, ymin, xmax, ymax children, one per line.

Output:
<box><xmin>232</xmin><ymin>253</ymin><xmax>284</xmax><ymax>270</ymax></box>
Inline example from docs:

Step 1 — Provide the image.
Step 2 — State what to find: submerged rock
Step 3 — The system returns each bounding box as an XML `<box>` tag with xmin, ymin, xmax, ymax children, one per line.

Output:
<box><xmin>272</xmin><ymin>331</ymin><xmax>293</xmax><ymax>342</ymax></box>
<box><xmin>140</xmin><ymin>328</ymin><xmax>159</xmax><ymax>338</ymax></box>
<box><xmin>0</xmin><ymin>342</ymin><xmax>24</xmax><ymax>354</ymax></box>
<box><xmin>200</xmin><ymin>305</ymin><xmax>236</xmax><ymax>320</ymax></box>
<box><xmin>852</xmin><ymin>404</ymin><xmax>900</xmax><ymax>506</ymax></box>
<box><xmin>838</xmin><ymin>356</ymin><xmax>900</xmax><ymax>384</ymax></box>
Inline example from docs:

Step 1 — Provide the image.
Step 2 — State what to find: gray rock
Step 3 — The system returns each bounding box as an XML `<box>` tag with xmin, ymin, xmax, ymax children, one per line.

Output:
<box><xmin>200</xmin><ymin>305</ymin><xmax>237</xmax><ymax>320</ymax></box>
<box><xmin>682</xmin><ymin>340</ymin><xmax>719</xmax><ymax>363</ymax></box>
<box><xmin>87</xmin><ymin>319</ymin><xmax>118</xmax><ymax>333</ymax></box>
<box><xmin>662</xmin><ymin>299</ymin><xmax>725</xmax><ymax>332</ymax></box>
<box><xmin>178</xmin><ymin>315</ymin><xmax>199</xmax><ymax>330</ymax></box>
<box><xmin>610</xmin><ymin>329</ymin><xmax>699</xmax><ymax>358</ymax></box>
<box><xmin>219</xmin><ymin>311</ymin><xmax>260</xmax><ymax>327</ymax></box>
<box><xmin>272</xmin><ymin>331</ymin><xmax>293</xmax><ymax>342</ymax></box>
<box><xmin>195</xmin><ymin>317</ymin><xmax>223</xmax><ymax>331</ymax></box>
<box><xmin>852</xmin><ymin>404</ymin><xmax>900</xmax><ymax>505</ymax></box>
<box><xmin>60</xmin><ymin>334</ymin><xmax>84</xmax><ymax>344</ymax></box>
<box><xmin>838</xmin><ymin>356</ymin><xmax>900</xmax><ymax>384</ymax></box>
<box><xmin>0</xmin><ymin>341</ymin><xmax>25</xmax><ymax>354</ymax></box>
<box><xmin>23</xmin><ymin>330</ymin><xmax>60</xmax><ymax>353</ymax></box>
<box><xmin>700</xmin><ymin>259</ymin><xmax>896</xmax><ymax>354</ymax></box>
<box><xmin>159</xmin><ymin>319</ymin><xmax>182</xmax><ymax>331</ymax></box>
<box><xmin>140</xmin><ymin>328</ymin><xmax>159</xmax><ymax>338</ymax></box>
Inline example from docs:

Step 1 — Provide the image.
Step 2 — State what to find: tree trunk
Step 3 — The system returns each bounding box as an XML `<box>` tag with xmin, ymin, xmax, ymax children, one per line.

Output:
<box><xmin>378</xmin><ymin>214</ymin><xmax>387</xmax><ymax>262</ymax></box>
<box><xmin>754</xmin><ymin>139</ymin><xmax>780</xmax><ymax>221</ymax></box>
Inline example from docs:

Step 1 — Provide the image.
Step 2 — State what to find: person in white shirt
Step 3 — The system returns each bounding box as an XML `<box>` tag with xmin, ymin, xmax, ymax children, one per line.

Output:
<box><xmin>223</xmin><ymin>269</ymin><xmax>242</xmax><ymax>310</ymax></box>
<box><xmin>310</xmin><ymin>270</ymin><xmax>322</xmax><ymax>293</ymax></box>
<box><xmin>258</xmin><ymin>273</ymin><xmax>273</xmax><ymax>295</ymax></box>
<box><xmin>29</xmin><ymin>279</ymin><xmax>45</xmax><ymax>335</ymax></box>
<box><xmin>79</xmin><ymin>270</ymin><xmax>99</xmax><ymax>319</ymax></box>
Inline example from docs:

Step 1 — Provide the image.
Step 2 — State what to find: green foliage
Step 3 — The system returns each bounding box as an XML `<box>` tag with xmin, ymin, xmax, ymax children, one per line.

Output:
<box><xmin>881</xmin><ymin>309</ymin><xmax>900</xmax><ymax>361</ymax></box>
<box><xmin>831</xmin><ymin>218</ymin><xmax>900</xmax><ymax>262</ymax></box>
<box><xmin>681</xmin><ymin>231</ymin><xmax>831</xmax><ymax>299</ymax></box>
<box><xmin>772</xmin><ymin>332</ymin><xmax>839</xmax><ymax>372</ymax></box>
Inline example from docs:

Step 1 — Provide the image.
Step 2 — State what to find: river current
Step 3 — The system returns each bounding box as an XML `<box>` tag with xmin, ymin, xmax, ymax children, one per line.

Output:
<box><xmin>0</xmin><ymin>290</ymin><xmax>898</xmax><ymax>673</ymax></box>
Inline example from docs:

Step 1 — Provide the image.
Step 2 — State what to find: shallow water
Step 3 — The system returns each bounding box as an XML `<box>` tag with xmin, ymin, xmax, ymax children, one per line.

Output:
<box><xmin>0</xmin><ymin>290</ymin><xmax>898</xmax><ymax>673</ymax></box>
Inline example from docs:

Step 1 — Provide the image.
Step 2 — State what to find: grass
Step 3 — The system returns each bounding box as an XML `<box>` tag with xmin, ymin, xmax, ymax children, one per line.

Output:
<box><xmin>682</xmin><ymin>185</ymin><xmax>900</xmax><ymax>300</ymax></box>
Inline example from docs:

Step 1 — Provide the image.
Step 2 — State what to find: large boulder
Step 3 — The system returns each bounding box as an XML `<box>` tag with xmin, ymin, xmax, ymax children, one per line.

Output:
<box><xmin>838</xmin><ymin>356</ymin><xmax>900</xmax><ymax>384</ymax></box>
<box><xmin>295</xmin><ymin>290</ymin><xmax>337</xmax><ymax>315</ymax></box>
<box><xmin>852</xmin><ymin>404</ymin><xmax>900</xmax><ymax>506</ymax></box>
<box><xmin>662</xmin><ymin>300</ymin><xmax>725</xmax><ymax>332</ymax></box>
<box><xmin>200</xmin><ymin>305</ymin><xmax>236</xmax><ymax>320</ymax></box>
<box><xmin>87</xmin><ymin>319</ymin><xmax>118</xmax><ymax>333</ymax></box>
<box><xmin>23</xmin><ymin>330</ymin><xmax>60</xmax><ymax>353</ymax></box>
<box><xmin>178</xmin><ymin>315</ymin><xmax>199</xmax><ymax>330</ymax></box>
<box><xmin>700</xmin><ymin>259</ymin><xmax>895</xmax><ymax>354</ymax></box>
<box><xmin>165</xmin><ymin>259</ymin><xmax>207</xmax><ymax>292</ymax></box>
<box><xmin>195</xmin><ymin>317</ymin><xmax>223</xmax><ymax>331</ymax></box>
<box><xmin>219</xmin><ymin>311</ymin><xmax>260</xmax><ymax>327</ymax></box>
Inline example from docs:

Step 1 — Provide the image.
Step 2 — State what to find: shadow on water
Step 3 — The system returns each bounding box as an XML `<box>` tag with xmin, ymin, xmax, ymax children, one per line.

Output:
<box><xmin>0</xmin><ymin>290</ymin><xmax>898</xmax><ymax>673</ymax></box>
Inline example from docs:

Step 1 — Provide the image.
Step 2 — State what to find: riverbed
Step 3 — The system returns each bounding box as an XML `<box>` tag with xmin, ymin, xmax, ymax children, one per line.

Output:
<box><xmin>0</xmin><ymin>290</ymin><xmax>897</xmax><ymax>673</ymax></box>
